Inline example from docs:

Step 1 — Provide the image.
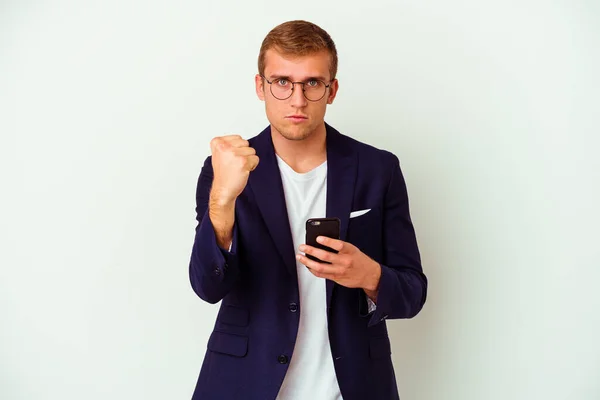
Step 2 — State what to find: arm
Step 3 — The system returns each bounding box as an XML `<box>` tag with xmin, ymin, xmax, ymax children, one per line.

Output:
<box><xmin>188</xmin><ymin>135</ymin><xmax>258</xmax><ymax>304</ymax></box>
<box><xmin>188</xmin><ymin>156</ymin><xmax>240</xmax><ymax>304</ymax></box>
<box><xmin>294</xmin><ymin>153</ymin><xmax>426</xmax><ymax>325</ymax></box>
<box><xmin>363</xmin><ymin>154</ymin><xmax>427</xmax><ymax>327</ymax></box>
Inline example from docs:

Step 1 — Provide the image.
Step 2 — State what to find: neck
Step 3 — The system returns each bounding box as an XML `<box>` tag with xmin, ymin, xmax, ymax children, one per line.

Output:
<box><xmin>271</xmin><ymin>123</ymin><xmax>327</xmax><ymax>173</ymax></box>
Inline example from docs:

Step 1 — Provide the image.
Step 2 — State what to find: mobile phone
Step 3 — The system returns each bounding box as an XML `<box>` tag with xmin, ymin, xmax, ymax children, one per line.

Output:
<box><xmin>305</xmin><ymin>218</ymin><xmax>340</xmax><ymax>264</ymax></box>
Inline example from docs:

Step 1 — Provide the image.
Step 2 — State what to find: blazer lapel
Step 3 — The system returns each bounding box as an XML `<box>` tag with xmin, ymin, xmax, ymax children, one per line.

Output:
<box><xmin>248</xmin><ymin>126</ymin><xmax>298</xmax><ymax>277</ymax></box>
<box><xmin>324</xmin><ymin>123</ymin><xmax>357</xmax><ymax>310</ymax></box>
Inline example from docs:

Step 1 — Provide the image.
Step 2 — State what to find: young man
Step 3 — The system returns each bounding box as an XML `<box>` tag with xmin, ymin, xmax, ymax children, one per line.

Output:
<box><xmin>189</xmin><ymin>20</ymin><xmax>427</xmax><ymax>400</ymax></box>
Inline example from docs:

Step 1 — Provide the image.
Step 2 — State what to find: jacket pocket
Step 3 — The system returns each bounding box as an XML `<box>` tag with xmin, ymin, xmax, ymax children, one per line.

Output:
<box><xmin>369</xmin><ymin>335</ymin><xmax>391</xmax><ymax>359</ymax></box>
<box><xmin>347</xmin><ymin>206</ymin><xmax>382</xmax><ymax>255</ymax></box>
<box><xmin>208</xmin><ymin>331</ymin><xmax>248</xmax><ymax>357</ymax></box>
<box><xmin>348</xmin><ymin>206</ymin><xmax>380</xmax><ymax>226</ymax></box>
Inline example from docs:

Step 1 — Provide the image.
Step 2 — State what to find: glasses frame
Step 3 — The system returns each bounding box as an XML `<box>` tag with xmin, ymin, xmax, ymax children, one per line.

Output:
<box><xmin>260</xmin><ymin>74</ymin><xmax>334</xmax><ymax>102</ymax></box>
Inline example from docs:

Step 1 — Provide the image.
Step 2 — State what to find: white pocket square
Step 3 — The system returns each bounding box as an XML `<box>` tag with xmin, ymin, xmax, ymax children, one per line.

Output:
<box><xmin>350</xmin><ymin>209</ymin><xmax>371</xmax><ymax>218</ymax></box>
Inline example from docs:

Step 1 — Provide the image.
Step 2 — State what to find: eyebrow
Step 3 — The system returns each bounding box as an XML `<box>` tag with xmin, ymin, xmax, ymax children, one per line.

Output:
<box><xmin>268</xmin><ymin>74</ymin><xmax>329</xmax><ymax>82</ymax></box>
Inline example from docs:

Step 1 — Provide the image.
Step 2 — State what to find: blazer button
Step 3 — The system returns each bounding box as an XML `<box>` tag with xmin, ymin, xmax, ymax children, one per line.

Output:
<box><xmin>277</xmin><ymin>354</ymin><xmax>289</xmax><ymax>364</ymax></box>
<box><xmin>288</xmin><ymin>303</ymin><xmax>298</xmax><ymax>312</ymax></box>
<box><xmin>213</xmin><ymin>267</ymin><xmax>221</xmax><ymax>276</ymax></box>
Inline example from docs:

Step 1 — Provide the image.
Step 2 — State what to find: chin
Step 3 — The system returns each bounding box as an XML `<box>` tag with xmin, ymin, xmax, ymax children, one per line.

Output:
<box><xmin>273</xmin><ymin>124</ymin><xmax>314</xmax><ymax>141</ymax></box>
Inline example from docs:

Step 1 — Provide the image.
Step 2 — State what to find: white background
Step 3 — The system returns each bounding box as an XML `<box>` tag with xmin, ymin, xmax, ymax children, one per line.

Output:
<box><xmin>1</xmin><ymin>1</ymin><xmax>599</xmax><ymax>399</ymax></box>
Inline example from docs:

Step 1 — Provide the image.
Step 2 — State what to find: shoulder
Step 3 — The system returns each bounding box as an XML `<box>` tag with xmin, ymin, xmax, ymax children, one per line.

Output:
<box><xmin>327</xmin><ymin>124</ymin><xmax>400</xmax><ymax>169</ymax></box>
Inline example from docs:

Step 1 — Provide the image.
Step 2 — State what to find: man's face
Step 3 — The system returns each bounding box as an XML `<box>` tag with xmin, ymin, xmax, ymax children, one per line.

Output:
<box><xmin>255</xmin><ymin>49</ymin><xmax>339</xmax><ymax>141</ymax></box>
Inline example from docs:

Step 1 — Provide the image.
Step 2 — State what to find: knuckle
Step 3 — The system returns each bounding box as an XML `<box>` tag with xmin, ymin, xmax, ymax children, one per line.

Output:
<box><xmin>215</xmin><ymin>141</ymin><xmax>229</xmax><ymax>152</ymax></box>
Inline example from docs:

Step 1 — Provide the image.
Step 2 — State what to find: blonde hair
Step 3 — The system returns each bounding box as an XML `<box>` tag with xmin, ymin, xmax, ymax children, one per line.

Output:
<box><xmin>258</xmin><ymin>20</ymin><xmax>338</xmax><ymax>80</ymax></box>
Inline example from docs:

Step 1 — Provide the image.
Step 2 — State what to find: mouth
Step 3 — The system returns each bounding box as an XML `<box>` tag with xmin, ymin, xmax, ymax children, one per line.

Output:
<box><xmin>285</xmin><ymin>115</ymin><xmax>309</xmax><ymax>123</ymax></box>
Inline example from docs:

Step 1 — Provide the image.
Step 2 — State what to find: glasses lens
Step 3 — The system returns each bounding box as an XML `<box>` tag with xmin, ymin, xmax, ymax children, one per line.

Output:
<box><xmin>304</xmin><ymin>80</ymin><xmax>327</xmax><ymax>101</ymax></box>
<box><xmin>270</xmin><ymin>79</ymin><xmax>293</xmax><ymax>100</ymax></box>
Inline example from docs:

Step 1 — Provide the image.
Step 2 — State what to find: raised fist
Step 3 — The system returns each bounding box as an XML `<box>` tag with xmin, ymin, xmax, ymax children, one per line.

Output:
<box><xmin>209</xmin><ymin>135</ymin><xmax>259</xmax><ymax>203</ymax></box>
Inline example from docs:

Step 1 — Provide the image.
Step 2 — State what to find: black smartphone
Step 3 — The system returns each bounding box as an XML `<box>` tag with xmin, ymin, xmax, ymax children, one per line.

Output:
<box><xmin>305</xmin><ymin>218</ymin><xmax>340</xmax><ymax>264</ymax></box>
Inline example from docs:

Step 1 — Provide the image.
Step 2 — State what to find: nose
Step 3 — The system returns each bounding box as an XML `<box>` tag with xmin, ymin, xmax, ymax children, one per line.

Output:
<box><xmin>289</xmin><ymin>83</ymin><xmax>308</xmax><ymax>108</ymax></box>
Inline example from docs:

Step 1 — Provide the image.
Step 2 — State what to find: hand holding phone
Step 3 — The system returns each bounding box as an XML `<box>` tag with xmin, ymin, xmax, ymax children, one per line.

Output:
<box><xmin>305</xmin><ymin>218</ymin><xmax>340</xmax><ymax>264</ymax></box>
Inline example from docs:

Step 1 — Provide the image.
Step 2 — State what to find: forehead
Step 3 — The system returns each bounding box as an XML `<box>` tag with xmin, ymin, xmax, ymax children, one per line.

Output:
<box><xmin>263</xmin><ymin>49</ymin><xmax>332</xmax><ymax>80</ymax></box>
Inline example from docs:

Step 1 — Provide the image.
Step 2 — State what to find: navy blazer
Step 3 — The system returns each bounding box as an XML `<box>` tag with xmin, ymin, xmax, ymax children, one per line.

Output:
<box><xmin>189</xmin><ymin>123</ymin><xmax>427</xmax><ymax>400</ymax></box>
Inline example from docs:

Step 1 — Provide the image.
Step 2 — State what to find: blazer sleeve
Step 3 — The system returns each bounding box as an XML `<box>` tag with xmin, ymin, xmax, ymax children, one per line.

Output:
<box><xmin>364</xmin><ymin>154</ymin><xmax>428</xmax><ymax>327</ymax></box>
<box><xmin>188</xmin><ymin>156</ymin><xmax>240</xmax><ymax>304</ymax></box>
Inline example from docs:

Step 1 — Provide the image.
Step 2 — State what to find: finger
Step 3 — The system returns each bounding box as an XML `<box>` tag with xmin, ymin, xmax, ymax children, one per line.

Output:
<box><xmin>245</xmin><ymin>155</ymin><xmax>260</xmax><ymax>171</ymax></box>
<box><xmin>316</xmin><ymin>236</ymin><xmax>346</xmax><ymax>252</ymax></box>
<box><xmin>300</xmin><ymin>244</ymin><xmax>337</xmax><ymax>264</ymax></box>
<box><xmin>221</xmin><ymin>135</ymin><xmax>244</xmax><ymax>141</ymax></box>
<box><xmin>307</xmin><ymin>267</ymin><xmax>337</xmax><ymax>280</ymax></box>
<box><xmin>296</xmin><ymin>254</ymin><xmax>338</xmax><ymax>275</ymax></box>
<box><xmin>234</xmin><ymin>146</ymin><xmax>256</xmax><ymax>157</ymax></box>
<box><xmin>305</xmin><ymin>265</ymin><xmax>339</xmax><ymax>281</ymax></box>
<box><xmin>228</xmin><ymin>138</ymin><xmax>250</xmax><ymax>148</ymax></box>
<box><xmin>211</xmin><ymin>136</ymin><xmax>245</xmax><ymax>152</ymax></box>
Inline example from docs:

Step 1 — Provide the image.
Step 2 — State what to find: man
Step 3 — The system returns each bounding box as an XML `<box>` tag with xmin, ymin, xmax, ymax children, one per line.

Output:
<box><xmin>189</xmin><ymin>20</ymin><xmax>427</xmax><ymax>400</ymax></box>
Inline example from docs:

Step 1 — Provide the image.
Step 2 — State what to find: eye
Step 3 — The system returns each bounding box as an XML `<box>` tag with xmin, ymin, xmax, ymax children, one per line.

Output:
<box><xmin>306</xmin><ymin>79</ymin><xmax>319</xmax><ymax>87</ymax></box>
<box><xmin>276</xmin><ymin>78</ymin><xmax>289</xmax><ymax>86</ymax></box>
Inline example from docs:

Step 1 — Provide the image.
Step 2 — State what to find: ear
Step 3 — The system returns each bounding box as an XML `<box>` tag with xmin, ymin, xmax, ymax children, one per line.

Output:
<box><xmin>326</xmin><ymin>79</ymin><xmax>339</xmax><ymax>105</ymax></box>
<box><xmin>255</xmin><ymin>74</ymin><xmax>265</xmax><ymax>101</ymax></box>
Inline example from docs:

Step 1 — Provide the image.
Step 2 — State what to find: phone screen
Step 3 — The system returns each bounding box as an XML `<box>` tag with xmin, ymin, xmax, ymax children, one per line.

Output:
<box><xmin>305</xmin><ymin>218</ymin><xmax>340</xmax><ymax>264</ymax></box>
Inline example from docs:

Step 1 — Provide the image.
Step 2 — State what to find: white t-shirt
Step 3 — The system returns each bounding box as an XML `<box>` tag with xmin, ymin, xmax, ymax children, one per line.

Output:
<box><xmin>274</xmin><ymin>154</ymin><xmax>343</xmax><ymax>400</ymax></box>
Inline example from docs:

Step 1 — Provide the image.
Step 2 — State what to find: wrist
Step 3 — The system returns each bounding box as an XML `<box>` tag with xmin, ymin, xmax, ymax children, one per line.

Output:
<box><xmin>364</xmin><ymin>288</ymin><xmax>378</xmax><ymax>303</ymax></box>
<box><xmin>364</xmin><ymin>261</ymin><xmax>382</xmax><ymax>293</ymax></box>
<box><xmin>210</xmin><ymin>186</ymin><xmax>236</xmax><ymax>207</ymax></box>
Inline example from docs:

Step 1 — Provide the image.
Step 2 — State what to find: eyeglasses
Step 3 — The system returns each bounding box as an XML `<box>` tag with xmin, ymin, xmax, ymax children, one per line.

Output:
<box><xmin>260</xmin><ymin>74</ymin><xmax>333</xmax><ymax>102</ymax></box>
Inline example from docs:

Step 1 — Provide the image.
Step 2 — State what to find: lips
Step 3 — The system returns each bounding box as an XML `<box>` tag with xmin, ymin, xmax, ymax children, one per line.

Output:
<box><xmin>286</xmin><ymin>115</ymin><xmax>308</xmax><ymax>122</ymax></box>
